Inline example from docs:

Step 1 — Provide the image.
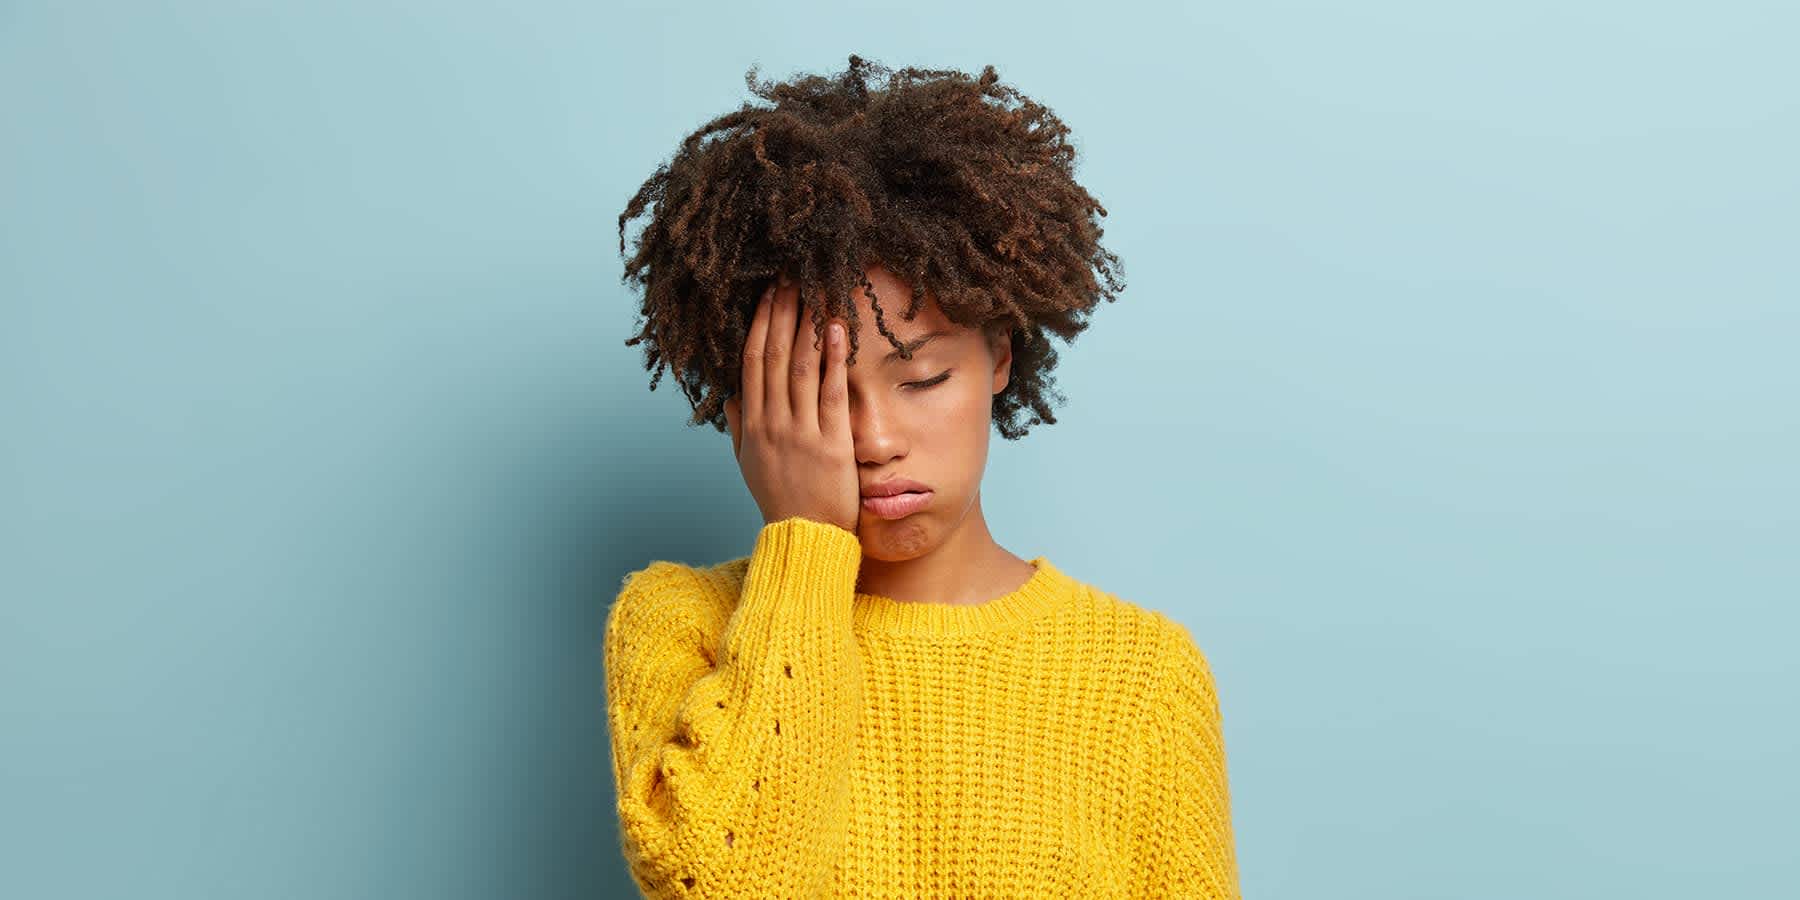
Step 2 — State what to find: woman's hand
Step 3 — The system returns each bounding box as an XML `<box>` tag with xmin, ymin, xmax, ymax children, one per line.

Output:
<box><xmin>723</xmin><ymin>275</ymin><xmax>860</xmax><ymax>534</ymax></box>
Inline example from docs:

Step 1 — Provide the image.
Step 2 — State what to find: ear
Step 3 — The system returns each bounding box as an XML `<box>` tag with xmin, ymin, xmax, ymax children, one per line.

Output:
<box><xmin>987</xmin><ymin>325</ymin><xmax>1013</xmax><ymax>395</ymax></box>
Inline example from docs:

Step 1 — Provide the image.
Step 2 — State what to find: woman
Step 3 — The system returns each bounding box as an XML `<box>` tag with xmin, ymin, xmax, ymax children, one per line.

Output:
<box><xmin>608</xmin><ymin>55</ymin><xmax>1240</xmax><ymax>898</ymax></box>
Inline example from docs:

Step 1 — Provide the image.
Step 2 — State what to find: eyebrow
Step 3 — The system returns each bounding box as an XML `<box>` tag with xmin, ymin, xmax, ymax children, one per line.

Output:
<box><xmin>881</xmin><ymin>329</ymin><xmax>953</xmax><ymax>365</ymax></box>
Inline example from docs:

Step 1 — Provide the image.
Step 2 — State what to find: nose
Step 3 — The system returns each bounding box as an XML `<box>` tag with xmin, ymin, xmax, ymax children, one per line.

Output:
<box><xmin>847</xmin><ymin>390</ymin><xmax>905</xmax><ymax>465</ymax></box>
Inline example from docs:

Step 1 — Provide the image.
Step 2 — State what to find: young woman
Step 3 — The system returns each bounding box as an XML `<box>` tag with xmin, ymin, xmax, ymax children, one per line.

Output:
<box><xmin>607</xmin><ymin>55</ymin><xmax>1240</xmax><ymax>898</ymax></box>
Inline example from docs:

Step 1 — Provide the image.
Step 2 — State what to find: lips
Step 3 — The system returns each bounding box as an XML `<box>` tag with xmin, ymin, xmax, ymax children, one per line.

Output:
<box><xmin>861</xmin><ymin>477</ymin><xmax>932</xmax><ymax>498</ymax></box>
<box><xmin>861</xmin><ymin>489</ymin><xmax>933</xmax><ymax>519</ymax></box>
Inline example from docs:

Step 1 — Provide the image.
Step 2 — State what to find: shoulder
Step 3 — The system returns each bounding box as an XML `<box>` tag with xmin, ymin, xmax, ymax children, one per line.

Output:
<box><xmin>1049</xmin><ymin>577</ymin><xmax>1209</xmax><ymax>698</ymax></box>
<box><xmin>1144</xmin><ymin>609</ymin><xmax>1223</xmax><ymax>722</ymax></box>
<box><xmin>1069</xmin><ymin>579</ymin><xmax>1207</xmax><ymax>658</ymax></box>
<box><xmin>1074</xmin><ymin>581</ymin><xmax>1221</xmax><ymax>714</ymax></box>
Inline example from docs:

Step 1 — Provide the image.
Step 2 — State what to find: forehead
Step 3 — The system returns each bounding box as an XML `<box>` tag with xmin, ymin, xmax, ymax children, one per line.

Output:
<box><xmin>824</xmin><ymin>264</ymin><xmax>962</xmax><ymax>343</ymax></box>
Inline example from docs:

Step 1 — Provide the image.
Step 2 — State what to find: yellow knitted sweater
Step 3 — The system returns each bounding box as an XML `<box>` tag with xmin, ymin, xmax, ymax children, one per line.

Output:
<box><xmin>603</xmin><ymin>515</ymin><xmax>1240</xmax><ymax>899</ymax></box>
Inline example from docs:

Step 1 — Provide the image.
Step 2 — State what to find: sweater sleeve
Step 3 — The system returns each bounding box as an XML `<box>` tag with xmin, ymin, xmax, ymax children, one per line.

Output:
<box><xmin>1132</xmin><ymin>615</ymin><xmax>1242</xmax><ymax>900</ymax></box>
<box><xmin>603</xmin><ymin>516</ymin><xmax>865</xmax><ymax>899</ymax></box>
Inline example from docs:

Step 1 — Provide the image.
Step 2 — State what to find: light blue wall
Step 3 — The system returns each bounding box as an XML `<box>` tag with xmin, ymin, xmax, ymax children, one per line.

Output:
<box><xmin>3</xmin><ymin>2</ymin><xmax>1795</xmax><ymax>897</ymax></box>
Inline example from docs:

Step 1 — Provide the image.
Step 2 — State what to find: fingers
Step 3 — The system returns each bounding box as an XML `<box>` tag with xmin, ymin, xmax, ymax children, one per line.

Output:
<box><xmin>741</xmin><ymin>274</ymin><xmax>840</xmax><ymax>441</ymax></box>
<box><xmin>791</xmin><ymin>295</ymin><xmax>822</xmax><ymax>433</ymax></box>
<box><xmin>764</xmin><ymin>276</ymin><xmax>798</xmax><ymax>426</ymax></box>
<box><xmin>818</xmin><ymin>317</ymin><xmax>848</xmax><ymax>438</ymax></box>
<box><xmin>741</xmin><ymin>282</ymin><xmax>773</xmax><ymax>427</ymax></box>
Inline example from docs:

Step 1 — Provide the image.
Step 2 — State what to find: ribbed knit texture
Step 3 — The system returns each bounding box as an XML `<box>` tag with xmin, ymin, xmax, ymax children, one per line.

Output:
<box><xmin>603</xmin><ymin>515</ymin><xmax>1240</xmax><ymax>899</ymax></box>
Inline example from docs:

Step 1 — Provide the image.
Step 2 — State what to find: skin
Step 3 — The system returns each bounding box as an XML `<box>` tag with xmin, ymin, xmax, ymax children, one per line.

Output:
<box><xmin>831</xmin><ymin>262</ymin><xmax>1036</xmax><ymax>608</ymax></box>
<box><xmin>789</xmin><ymin>262</ymin><xmax>1040</xmax><ymax>608</ymax></box>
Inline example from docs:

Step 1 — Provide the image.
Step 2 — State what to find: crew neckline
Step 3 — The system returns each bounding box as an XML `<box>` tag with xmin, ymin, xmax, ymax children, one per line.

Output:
<box><xmin>850</xmin><ymin>556</ymin><xmax>1076</xmax><ymax>639</ymax></box>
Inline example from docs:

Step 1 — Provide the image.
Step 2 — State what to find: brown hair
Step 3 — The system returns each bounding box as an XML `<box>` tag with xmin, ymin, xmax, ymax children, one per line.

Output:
<box><xmin>618</xmin><ymin>54</ymin><xmax>1124</xmax><ymax>439</ymax></box>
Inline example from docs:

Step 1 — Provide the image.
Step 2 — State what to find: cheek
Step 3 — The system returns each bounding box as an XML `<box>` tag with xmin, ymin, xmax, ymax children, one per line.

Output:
<box><xmin>923</xmin><ymin>376</ymin><xmax>992</xmax><ymax>426</ymax></box>
<box><xmin>918</xmin><ymin>382</ymin><xmax>997</xmax><ymax>461</ymax></box>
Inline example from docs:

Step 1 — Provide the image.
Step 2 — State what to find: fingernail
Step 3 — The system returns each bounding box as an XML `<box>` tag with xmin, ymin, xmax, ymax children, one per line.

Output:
<box><xmin>829</xmin><ymin>323</ymin><xmax>843</xmax><ymax>344</ymax></box>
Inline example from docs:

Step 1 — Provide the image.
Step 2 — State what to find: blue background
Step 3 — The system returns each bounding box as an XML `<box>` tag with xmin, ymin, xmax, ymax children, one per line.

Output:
<box><xmin>4</xmin><ymin>1</ymin><xmax>1795</xmax><ymax>897</ymax></box>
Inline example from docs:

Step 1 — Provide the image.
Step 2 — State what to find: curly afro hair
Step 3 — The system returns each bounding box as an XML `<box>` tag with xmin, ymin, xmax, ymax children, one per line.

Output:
<box><xmin>617</xmin><ymin>54</ymin><xmax>1125</xmax><ymax>440</ymax></box>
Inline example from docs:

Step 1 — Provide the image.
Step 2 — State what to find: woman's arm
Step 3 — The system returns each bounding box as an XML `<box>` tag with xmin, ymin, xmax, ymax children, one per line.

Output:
<box><xmin>604</xmin><ymin>516</ymin><xmax>865</xmax><ymax>899</ymax></box>
<box><xmin>1132</xmin><ymin>615</ymin><xmax>1242</xmax><ymax>900</ymax></box>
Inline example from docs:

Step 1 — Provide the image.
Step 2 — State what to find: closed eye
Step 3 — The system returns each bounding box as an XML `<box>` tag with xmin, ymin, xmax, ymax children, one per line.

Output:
<box><xmin>904</xmin><ymin>370</ymin><xmax>952</xmax><ymax>390</ymax></box>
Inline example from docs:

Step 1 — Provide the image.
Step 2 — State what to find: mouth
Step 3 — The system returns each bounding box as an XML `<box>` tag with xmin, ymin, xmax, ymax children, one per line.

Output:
<box><xmin>860</xmin><ymin>477</ymin><xmax>933</xmax><ymax>499</ymax></box>
<box><xmin>860</xmin><ymin>490</ymin><xmax>934</xmax><ymax>519</ymax></box>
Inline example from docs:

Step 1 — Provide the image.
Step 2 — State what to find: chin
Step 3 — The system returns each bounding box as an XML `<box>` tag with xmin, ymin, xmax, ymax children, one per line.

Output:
<box><xmin>856</xmin><ymin>512</ymin><xmax>935</xmax><ymax>560</ymax></box>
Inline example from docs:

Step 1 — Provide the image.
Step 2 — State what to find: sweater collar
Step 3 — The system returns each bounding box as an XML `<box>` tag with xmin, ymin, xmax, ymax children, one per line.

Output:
<box><xmin>850</xmin><ymin>556</ymin><xmax>1077</xmax><ymax>639</ymax></box>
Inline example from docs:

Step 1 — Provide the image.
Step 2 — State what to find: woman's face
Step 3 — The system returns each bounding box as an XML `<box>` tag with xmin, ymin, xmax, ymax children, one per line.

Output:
<box><xmin>823</xmin><ymin>264</ymin><xmax>1012</xmax><ymax>561</ymax></box>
